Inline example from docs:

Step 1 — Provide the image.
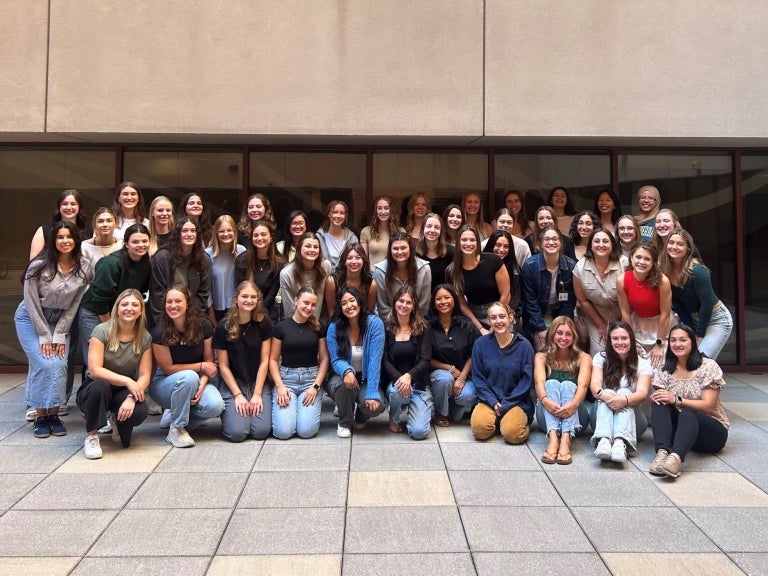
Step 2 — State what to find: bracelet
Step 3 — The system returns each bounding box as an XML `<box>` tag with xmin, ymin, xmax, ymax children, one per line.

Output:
<box><xmin>456</xmin><ymin>376</ymin><xmax>466</xmax><ymax>384</ymax></box>
<box><xmin>541</xmin><ymin>395</ymin><xmax>549</xmax><ymax>402</ymax></box>
<box><xmin>596</xmin><ymin>388</ymin><xmax>604</xmax><ymax>397</ymax></box>
<box><xmin>449</xmin><ymin>365</ymin><xmax>456</xmax><ymax>374</ymax></box>
<box><xmin>234</xmin><ymin>392</ymin><xmax>243</xmax><ymax>398</ymax></box>
<box><xmin>199</xmin><ymin>362</ymin><xmax>203</xmax><ymax>372</ymax></box>
<box><xmin>625</xmin><ymin>396</ymin><xmax>630</xmax><ymax>407</ymax></box>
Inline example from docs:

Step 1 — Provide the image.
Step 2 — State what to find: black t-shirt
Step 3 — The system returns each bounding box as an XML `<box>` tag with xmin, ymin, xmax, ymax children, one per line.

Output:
<box><xmin>272</xmin><ymin>317</ymin><xmax>327</xmax><ymax>368</ymax></box>
<box><xmin>463</xmin><ymin>254</ymin><xmax>503</xmax><ymax>305</ymax></box>
<box><xmin>419</xmin><ymin>245</ymin><xmax>454</xmax><ymax>295</ymax></box>
<box><xmin>213</xmin><ymin>317</ymin><xmax>273</xmax><ymax>390</ymax></box>
<box><xmin>429</xmin><ymin>316</ymin><xmax>479</xmax><ymax>366</ymax></box>
<box><xmin>152</xmin><ymin>317</ymin><xmax>214</xmax><ymax>365</ymax></box>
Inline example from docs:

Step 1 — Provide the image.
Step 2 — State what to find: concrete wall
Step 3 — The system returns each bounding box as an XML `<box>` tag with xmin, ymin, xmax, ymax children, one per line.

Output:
<box><xmin>1</xmin><ymin>0</ymin><xmax>766</xmax><ymax>144</ymax></box>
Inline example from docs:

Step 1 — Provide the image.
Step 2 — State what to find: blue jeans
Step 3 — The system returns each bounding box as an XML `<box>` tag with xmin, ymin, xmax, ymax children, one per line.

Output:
<box><xmin>590</xmin><ymin>387</ymin><xmax>647</xmax><ymax>452</ymax></box>
<box><xmin>272</xmin><ymin>366</ymin><xmax>323</xmax><ymax>439</ymax></box>
<box><xmin>430</xmin><ymin>369</ymin><xmax>477</xmax><ymax>422</ymax></box>
<box><xmin>534</xmin><ymin>379</ymin><xmax>588</xmax><ymax>437</ymax></box>
<box><xmin>220</xmin><ymin>385</ymin><xmax>272</xmax><ymax>442</ymax></box>
<box><xmin>387</xmin><ymin>383</ymin><xmax>433</xmax><ymax>440</ymax></box>
<box><xmin>79</xmin><ymin>307</ymin><xmax>103</xmax><ymax>370</ymax></box>
<box><xmin>149</xmin><ymin>369</ymin><xmax>224</xmax><ymax>430</ymax></box>
<box><xmin>16</xmin><ymin>301</ymin><xmax>68</xmax><ymax>409</ymax></box>
<box><xmin>696</xmin><ymin>304</ymin><xmax>733</xmax><ymax>361</ymax></box>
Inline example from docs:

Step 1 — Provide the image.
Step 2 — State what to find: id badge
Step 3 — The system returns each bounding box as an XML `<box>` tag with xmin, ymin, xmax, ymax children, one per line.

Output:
<box><xmin>558</xmin><ymin>292</ymin><xmax>569</xmax><ymax>302</ymax></box>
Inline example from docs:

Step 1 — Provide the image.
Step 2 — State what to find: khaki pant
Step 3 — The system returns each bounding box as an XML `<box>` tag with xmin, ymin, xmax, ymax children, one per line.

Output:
<box><xmin>471</xmin><ymin>403</ymin><xmax>530</xmax><ymax>444</ymax></box>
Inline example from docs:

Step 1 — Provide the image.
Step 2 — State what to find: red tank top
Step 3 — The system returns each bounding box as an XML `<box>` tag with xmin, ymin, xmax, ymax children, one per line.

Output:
<box><xmin>623</xmin><ymin>270</ymin><xmax>661</xmax><ymax>318</ymax></box>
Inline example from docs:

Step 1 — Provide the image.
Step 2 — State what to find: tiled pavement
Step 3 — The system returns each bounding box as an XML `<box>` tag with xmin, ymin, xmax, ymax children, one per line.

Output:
<box><xmin>1</xmin><ymin>372</ymin><xmax>767</xmax><ymax>576</ymax></box>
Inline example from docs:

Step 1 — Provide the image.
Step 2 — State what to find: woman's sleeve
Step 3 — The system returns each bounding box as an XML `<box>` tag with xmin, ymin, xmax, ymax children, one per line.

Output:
<box><xmin>363</xmin><ymin>317</ymin><xmax>385</xmax><ymax>399</ymax></box>
<box><xmin>52</xmin><ymin>271</ymin><xmax>91</xmax><ymax>345</ymax></box>
<box><xmin>520</xmin><ymin>260</ymin><xmax>545</xmax><ymax>334</ymax></box>
<box><xmin>234</xmin><ymin>252</ymin><xmax>247</xmax><ymax>286</ymax></box>
<box><xmin>691</xmin><ymin>265</ymin><xmax>716</xmax><ymax>338</ymax></box>
<box><xmin>327</xmin><ymin>323</ymin><xmax>353</xmax><ymax>377</ymax></box>
<box><xmin>471</xmin><ymin>338</ymin><xmax>498</xmax><ymax>406</ymax></box>
<box><xmin>149</xmin><ymin>251</ymin><xmax>171</xmax><ymax>327</ymax></box>
<box><xmin>263</xmin><ymin>268</ymin><xmax>281</xmax><ymax>312</ymax></box>
<box><xmin>23</xmin><ymin>271</ymin><xmax>53</xmax><ymax>345</ymax></box>
<box><xmin>408</xmin><ymin>325</ymin><xmax>432</xmax><ymax>382</ymax></box>
<box><xmin>381</xmin><ymin>330</ymin><xmax>399</xmax><ymax>382</ymax></box>
<box><xmin>279</xmin><ymin>266</ymin><xmax>296</xmax><ymax>319</ymax></box>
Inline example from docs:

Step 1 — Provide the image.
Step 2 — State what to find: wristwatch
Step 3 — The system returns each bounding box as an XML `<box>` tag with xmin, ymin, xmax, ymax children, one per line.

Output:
<box><xmin>655</xmin><ymin>338</ymin><xmax>664</xmax><ymax>346</ymax></box>
<box><xmin>312</xmin><ymin>383</ymin><xmax>321</xmax><ymax>391</ymax></box>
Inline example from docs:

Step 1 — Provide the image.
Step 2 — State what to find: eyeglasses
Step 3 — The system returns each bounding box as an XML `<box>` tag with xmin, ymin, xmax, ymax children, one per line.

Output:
<box><xmin>542</xmin><ymin>237</ymin><xmax>560</xmax><ymax>244</ymax></box>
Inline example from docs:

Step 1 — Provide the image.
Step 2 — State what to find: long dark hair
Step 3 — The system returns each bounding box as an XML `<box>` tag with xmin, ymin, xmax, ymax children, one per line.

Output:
<box><xmin>448</xmin><ymin>224</ymin><xmax>482</xmax><ymax>294</ymax></box>
<box><xmin>594</xmin><ymin>189</ymin><xmax>622</xmax><ymax>225</ymax></box>
<box><xmin>113</xmin><ymin>181</ymin><xmax>147</xmax><ymax>225</ymax></box>
<box><xmin>331</xmin><ymin>286</ymin><xmax>370</xmax><ymax>359</ymax></box>
<box><xmin>429</xmin><ymin>283</ymin><xmax>463</xmax><ymax>320</ymax></box>
<box><xmin>663</xmin><ymin>323</ymin><xmax>705</xmax><ymax>370</ymax></box>
<box><xmin>245</xmin><ymin>220</ymin><xmax>283</xmax><ymax>282</ymax></box>
<box><xmin>384</xmin><ymin>232</ymin><xmax>418</xmax><ymax>294</ymax></box>
<box><xmin>568</xmin><ymin>210</ymin><xmax>601</xmax><ymax>246</ymax></box>
<box><xmin>51</xmin><ymin>189</ymin><xmax>89</xmax><ymax>236</ymax></box>
<box><xmin>280</xmin><ymin>210</ymin><xmax>307</xmax><ymax>258</ymax></box>
<box><xmin>333</xmin><ymin>243</ymin><xmax>372</xmax><ymax>297</ymax></box>
<box><xmin>292</xmin><ymin>232</ymin><xmax>327</xmax><ymax>292</ymax></box>
<box><xmin>547</xmin><ymin>186</ymin><xmax>577</xmax><ymax>216</ymax></box>
<box><xmin>385</xmin><ymin>284</ymin><xmax>426</xmax><ymax>336</ymax></box>
<box><xmin>177</xmin><ymin>192</ymin><xmax>213</xmax><ymax>247</ymax></box>
<box><xmin>503</xmin><ymin>189</ymin><xmax>530</xmax><ymax>233</ymax></box>
<box><xmin>483</xmin><ymin>230</ymin><xmax>520</xmax><ymax>300</ymax></box>
<box><xmin>167</xmin><ymin>216</ymin><xmax>206</xmax><ymax>269</ymax></box>
<box><xmin>602</xmin><ymin>321</ymin><xmax>639</xmax><ymax>391</ymax></box>
<box><xmin>120</xmin><ymin>223</ymin><xmax>151</xmax><ymax>273</ymax></box>
<box><xmin>23</xmin><ymin>221</ymin><xmax>86</xmax><ymax>283</ymax></box>
<box><xmin>161</xmin><ymin>284</ymin><xmax>204</xmax><ymax>347</ymax></box>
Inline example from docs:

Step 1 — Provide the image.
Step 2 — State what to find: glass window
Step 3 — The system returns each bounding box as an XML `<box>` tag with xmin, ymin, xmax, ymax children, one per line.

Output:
<box><xmin>742</xmin><ymin>154</ymin><xmax>768</xmax><ymax>365</ymax></box>
<box><xmin>494</xmin><ymin>152</ymin><xmax>611</xmax><ymax>223</ymax></box>
<box><xmin>250</xmin><ymin>151</ymin><xmax>366</xmax><ymax>235</ymax></box>
<box><xmin>0</xmin><ymin>147</ymin><xmax>115</xmax><ymax>366</ymax></box>
<box><xmin>619</xmin><ymin>151</ymin><xmax>737</xmax><ymax>364</ymax></box>
<box><xmin>373</xmin><ymin>150</ymin><xmax>488</xmax><ymax>227</ymax></box>
<box><xmin>124</xmin><ymin>148</ymin><xmax>243</xmax><ymax>221</ymax></box>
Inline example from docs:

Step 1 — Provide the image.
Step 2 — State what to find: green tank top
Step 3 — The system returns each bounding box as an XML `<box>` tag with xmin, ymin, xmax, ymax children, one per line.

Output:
<box><xmin>548</xmin><ymin>368</ymin><xmax>576</xmax><ymax>382</ymax></box>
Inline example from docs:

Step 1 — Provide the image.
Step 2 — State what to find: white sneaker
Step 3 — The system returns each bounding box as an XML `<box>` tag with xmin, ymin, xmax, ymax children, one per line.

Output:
<box><xmin>611</xmin><ymin>438</ymin><xmax>627</xmax><ymax>463</ymax></box>
<box><xmin>158</xmin><ymin>409</ymin><xmax>172</xmax><ymax>429</ymax></box>
<box><xmin>166</xmin><ymin>425</ymin><xmax>195</xmax><ymax>448</ymax></box>
<box><xmin>58</xmin><ymin>404</ymin><xmax>69</xmax><ymax>416</ymax></box>
<box><xmin>337</xmin><ymin>424</ymin><xmax>351</xmax><ymax>438</ymax></box>
<box><xmin>98</xmin><ymin>415</ymin><xmax>112</xmax><ymax>435</ymax></box>
<box><xmin>594</xmin><ymin>437</ymin><xmax>612</xmax><ymax>460</ymax></box>
<box><xmin>84</xmin><ymin>434</ymin><xmax>103</xmax><ymax>459</ymax></box>
<box><xmin>25</xmin><ymin>408</ymin><xmax>36</xmax><ymax>422</ymax></box>
<box><xmin>109</xmin><ymin>415</ymin><xmax>120</xmax><ymax>443</ymax></box>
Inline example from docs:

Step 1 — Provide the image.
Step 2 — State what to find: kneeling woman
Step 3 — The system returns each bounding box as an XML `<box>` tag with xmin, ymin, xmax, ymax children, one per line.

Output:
<box><xmin>471</xmin><ymin>302</ymin><xmax>534</xmax><ymax>444</ymax></box>
<box><xmin>215</xmin><ymin>281</ymin><xmax>273</xmax><ymax>442</ymax></box>
<box><xmin>535</xmin><ymin>317</ymin><xmax>592</xmax><ymax>465</ymax></box>
<box><xmin>326</xmin><ymin>286</ymin><xmax>386</xmax><ymax>437</ymax></box>
<box><xmin>383</xmin><ymin>285</ymin><xmax>433</xmax><ymax>439</ymax></box>
<box><xmin>649</xmin><ymin>323</ymin><xmax>729</xmax><ymax>479</ymax></box>
<box><xmin>589</xmin><ymin>322</ymin><xmax>652</xmax><ymax>463</ymax></box>
<box><xmin>149</xmin><ymin>285</ymin><xmax>224</xmax><ymax>448</ymax></box>
<box><xmin>77</xmin><ymin>289</ymin><xmax>152</xmax><ymax>459</ymax></box>
<box><xmin>270</xmin><ymin>286</ymin><xmax>329</xmax><ymax>439</ymax></box>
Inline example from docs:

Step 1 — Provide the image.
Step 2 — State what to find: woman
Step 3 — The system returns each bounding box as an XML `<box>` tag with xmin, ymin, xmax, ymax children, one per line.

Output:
<box><xmin>178</xmin><ymin>192</ymin><xmax>213</xmax><ymax>247</ymax></box>
<box><xmin>501</xmin><ymin>190</ymin><xmax>532</xmax><ymax>238</ymax></box>
<box><xmin>112</xmin><ymin>181</ymin><xmax>149</xmax><ymax>240</ymax></box>
<box><xmin>237</xmin><ymin>193</ymin><xmax>276</xmax><ymax>246</ymax></box>
<box><xmin>634</xmin><ymin>184</ymin><xmax>661</xmax><ymax>242</ymax></box>
<box><xmin>660</xmin><ymin>229</ymin><xmax>732</xmax><ymax>359</ymax></box>
<box><xmin>148</xmin><ymin>195</ymin><xmax>174</xmax><ymax>257</ymax></box>
<box><xmin>535</xmin><ymin>317</ymin><xmax>592</xmax><ymax>464</ymax></box>
<box><xmin>149</xmin><ymin>217</ymin><xmax>212</xmax><ymax>327</ymax></box>
<box><xmin>373</xmin><ymin>231</ymin><xmax>431</xmax><ymax>317</ymax></box>
<box><xmin>270</xmin><ymin>286</ymin><xmax>329</xmax><ymax>439</ymax></box>
<box><xmin>276</xmin><ymin>210</ymin><xmax>307</xmax><ymax>263</ymax></box>
<box><xmin>589</xmin><ymin>322</ymin><xmax>652</xmax><ymax>463</ymax></box>
<box><xmin>470</xmin><ymin>302</ymin><xmax>534</xmax><ymax>444</ymax></box>
<box><xmin>573</xmin><ymin>230</ymin><xmax>623</xmax><ymax>354</ymax></box>
<box><xmin>326</xmin><ymin>286</ymin><xmax>386</xmax><ymax>437</ymax></box>
<box><xmin>234</xmin><ymin>220</ymin><xmax>283</xmax><ymax>323</ymax></box>
<box><xmin>316</xmin><ymin>200</ymin><xmax>359</xmax><ymax>269</ymax></box>
<box><xmin>442</xmin><ymin>204</ymin><xmax>464</xmax><ymax>246</ymax></box>
<box><xmin>617</xmin><ymin>242</ymin><xmax>673</xmax><ymax>368</ymax></box>
<box><xmin>615</xmin><ymin>215</ymin><xmax>641</xmax><ymax>268</ymax></box>
<box><xmin>462</xmin><ymin>191</ymin><xmax>493</xmax><ymax>239</ymax></box>
<box><xmin>568</xmin><ymin>210</ymin><xmax>601</xmax><ymax>261</ymax></box>
<box><xmin>149</xmin><ymin>285</ymin><xmax>224</xmax><ymax>447</ymax></box>
<box><xmin>446</xmin><ymin>225</ymin><xmax>510</xmax><ymax>334</ymax></box>
<box><xmin>383</xmin><ymin>285</ymin><xmax>433</xmax><ymax>439</ymax></box>
<box><xmin>404</xmin><ymin>193</ymin><xmax>431</xmax><ymax>245</ymax></box>
<box><xmin>649</xmin><ymin>323</ymin><xmax>729</xmax><ymax>478</ymax></box>
<box><xmin>30</xmin><ymin>189</ymin><xmax>91</xmax><ymax>259</ymax></box>
<box><xmin>280</xmin><ymin>232</ymin><xmax>333</xmax><ymax>321</ymax></box>
<box><xmin>416</xmin><ymin>213</ymin><xmax>454</xmax><ymax>298</ymax></box>
<box><xmin>360</xmin><ymin>195</ymin><xmax>401</xmax><ymax>270</ymax></box>
<box><xmin>214</xmin><ymin>281</ymin><xmax>273</xmax><ymax>442</ymax></box>
<box><xmin>520</xmin><ymin>225</ymin><xmax>577</xmax><ymax>350</ymax></box>
<box><xmin>429</xmin><ymin>284</ymin><xmax>479</xmax><ymax>425</ymax></box>
<box><xmin>524</xmin><ymin>206</ymin><xmax>576</xmax><ymax>260</ymax></box>
<box><xmin>81</xmin><ymin>207</ymin><xmax>123</xmax><ymax>265</ymax></box>
<box><xmin>488</xmin><ymin>209</ymin><xmax>532</xmax><ymax>268</ymax></box>
<box><xmin>79</xmin><ymin>224</ymin><xmax>151</xmax><ymax>369</ymax></box>
<box><xmin>594</xmin><ymin>189</ymin><xmax>622</xmax><ymax>235</ymax></box>
<box><xmin>482</xmin><ymin>230</ymin><xmax>522</xmax><ymax>318</ymax></box>
<box><xmin>205</xmin><ymin>215</ymin><xmax>246</xmax><ymax>322</ymax></box>
<box><xmin>77</xmin><ymin>289</ymin><xmax>152</xmax><ymax>459</ymax></box>
<box><xmin>547</xmin><ymin>186</ymin><xmax>577</xmax><ymax>236</ymax></box>
<box><xmin>324</xmin><ymin>243</ymin><xmax>377</xmax><ymax>317</ymax></box>
<box><xmin>17</xmin><ymin>222</ymin><xmax>92</xmax><ymax>437</ymax></box>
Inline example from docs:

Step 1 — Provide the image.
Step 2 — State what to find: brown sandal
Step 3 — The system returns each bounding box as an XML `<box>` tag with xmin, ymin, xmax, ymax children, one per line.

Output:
<box><xmin>556</xmin><ymin>452</ymin><xmax>573</xmax><ymax>465</ymax></box>
<box><xmin>434</xmin><ymin>413</ymin><xmax>450</xmax><ymax>427</ymax></box>
<box><xmin>388</xmin><ymin>419</ymin><xmax>403</xmax><ymax>433</ymax></box>
<box><xmin>541</xmin><ymin>451</ymin><xmax>558</xmax><ymax>464</ymax></box>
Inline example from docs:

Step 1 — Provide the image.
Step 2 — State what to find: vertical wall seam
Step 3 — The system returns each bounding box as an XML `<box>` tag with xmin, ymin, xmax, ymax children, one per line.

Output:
<box><xmin>43</xmin><ymin>0</ymin><xmax>51</xmax><ymax>133</ymax></box>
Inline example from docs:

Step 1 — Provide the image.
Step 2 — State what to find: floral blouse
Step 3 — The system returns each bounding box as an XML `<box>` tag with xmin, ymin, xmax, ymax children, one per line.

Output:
<box><xmin>653</xmin><ymin>358</ymin><xmax>729</xmax><ymax>429</ymax></box>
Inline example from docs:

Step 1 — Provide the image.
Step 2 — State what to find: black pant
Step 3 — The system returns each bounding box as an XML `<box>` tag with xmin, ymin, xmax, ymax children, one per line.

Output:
<box><xmin>651</xmin><ymin>404</ymin><xmax>728</xmax><ymax>460</ymax></box>
<box><xmin>76</xmin><ymin>378</ymin><xmax>148</xmax><ymax>448</ymax></box>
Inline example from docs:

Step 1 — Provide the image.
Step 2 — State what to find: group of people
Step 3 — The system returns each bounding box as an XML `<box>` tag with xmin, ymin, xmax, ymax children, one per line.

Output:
<box><xmin>16</xmin><ymin>183</ymin><xmax>730</xmax><ymax>477</ymax></box>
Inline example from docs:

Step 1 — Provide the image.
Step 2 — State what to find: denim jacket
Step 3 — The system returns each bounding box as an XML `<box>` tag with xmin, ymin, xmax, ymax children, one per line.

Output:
<box><xmin>520</xmin><ymin>253</ymin><xmax>577</xmax><ymax>336</ymax></box>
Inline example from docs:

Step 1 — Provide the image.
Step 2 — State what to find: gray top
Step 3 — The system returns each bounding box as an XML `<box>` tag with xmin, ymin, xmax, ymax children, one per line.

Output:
<box><xmin>205</xmin><ymin>244</ymin><xmax>246</xmax><ymax>311</ymax></box>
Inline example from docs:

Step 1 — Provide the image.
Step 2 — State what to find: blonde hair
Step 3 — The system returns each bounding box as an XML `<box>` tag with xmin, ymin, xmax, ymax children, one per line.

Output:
<box><xmin>210</xmin><ymin>215</ymin><xmax>239</xmax><ymax>257</ymax></box>
<box><xmin>223</xmin><ymin>281</ymin><xmax>266</xmax><ymax>341</ymax></box>
<box><xmin>148</xmin><ymin>196</ymin><xmax>174</xmax><ymax>257</ymax></box>
<box><xmin>541</xmin><ymin>316</ymin><xmax>582</xmax><ymax>376</ymax></box>
<box><xmin>107</xmin><ymin>289</ymin><xmax>146</xmax><ymax>355</ymax></box>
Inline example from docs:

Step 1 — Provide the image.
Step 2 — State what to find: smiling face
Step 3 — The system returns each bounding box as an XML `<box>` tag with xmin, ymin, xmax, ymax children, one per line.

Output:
<box><xmin>536</xmin><ymin>209</ymin><xmax>555</xmax><ymax>229</ymax></box>
<box><xmin>185</xmin><ymin>195</ymin><xmax>204</xmax><ymax>217</ymax></box>
<box><xmin>616</xmin><ymin>217</ymin><xmax>637</xmax><ymax>245</ymax></box>
<box><xmin>654</xmin><ymin>211</ymin><xmax>675</xmax><ymax>237</ymax></box>
<box><xmin>668</xmin><ymin>328</ymin><xmax>692</xmax><ymax>359</ymax></box>
<box><xmin>294</xmin><ymin>291</ymin><xmax>318</xmax><ymax>321</ymax></box>
<box><xmin>236</xmin><ymin>284</ymin><xmax>261</xmax><ymax>312</ymax></box>
<box><xmin>637</xmin><ymin>187</ymin><xmax>658</xmax><ymax>214</ymax></box>
<box><xmin>251</xmin><ymin>225</ymin><xmax>272</xmax><ymax>250</ymax></box>
<box><xmin>446</xmin><ymin>208</ymin><xmax>463</xmax><ymax>230</ymax></box>
<box><xmin>289</xmin><ymin>215</ymin><xmax>307</xmax><ymax>239</ymax></box>
<box><xmin>577</xmin><ymin>214</ymin><xmax>594</xmax><ymax>239</ymax></box>
<box><xmin>300</xmin><ymin>238</ymin><xmax>320</xmax><ymax>262</ymax></box>
<box><xmin>631</xmin><ymin>247</ymin><xmax>653</xmax><ymax>275</ymax></box>
<box><xmin>550</xmin><ymin>188</ymin><xmax>567</xmax><ymax>208</ymax></box>
<box><xmin>552</xmin><ymin>322</ymin><xmax>574</xmax><ymax>350</ymax></box>
<box><xmin>119</xmin><ymin>186</ymin><xmax>139</xmax><ymax>211</ymax></box>
<box><xmin>180</xmin><ymin>222</ymin><xmax>198</xmax><ymax>249</ymax></box>
<box><xmin>463</xmin><ymin>194</ymin><xmax>481</xmax><ymax>216</ymax></box>
<box><xmin>247</xmin><ymin>197</ymin><xmax>265</xmax><ymax>221</ymax></box>
<box><xmin>394</xmin><ymin>291</ymin><xmax>414</xmax><ymax>318</ymax></box>
<box><xmin>433</xmin><ymin>288</ymin><xmax>455</xmax><ymax>316</ymax></box>
<box><xmin>390</xmin><ymin>240</ymin><xmax>410</xmax><ymax>263</ymax></box>
<box><xmin>411</xmin><ymin>196</ymin><xmax>429</xmax><ymax>218</ymax></box>
<box><xmin>505</xmin><ymin>193</ymin><xmax>521</xmax><ymax>215</ymax></box>
<box><xmin>345</xmin><ymin>249</ymin><xmax>364</xmax><ymax>273</ymax></box>
<box><xmin>59</xmin><ymin>195</ymin><xmax>80</xmax><ymax>222</ymax></box>
<box><xmin>423</xmin><ymin>216</ymin><xmax>441</xmax><ymax>242</ymax></box>
<box><xmin>597</xmin><ymin>192</ymin><xmax>614</xmax><ymax>215</ymax></box>
<box><xmin>339</xmin><ymin>291</ymin><xmax>361</xmax><ymax>320</ymax></box>
<box><xmin>152</xmin><ymin>200</ymin><xmax>173</xmax><ymax>226</ymax></box>
<box><xmin>609</xmin><ymin>327</ymin><xmax>632</xmax><ymax>358</ymax></box>
<box><xmin>665</xmin><ymin>233</ymin><xmax>689</xmax><ymax>261</ymax></box>
<box><xmin>496</xmin><ymin>213</ymin><xmax>514</xmax><ymax>232</ymax></box>
<box><xmin>55</xmin><ymin>227</ymin><xmax>75</xmax><ymax>255</ymax></box>
<box><xmin>94</xmin><ymin>212</ymin><xmax>117</xmax><ymax>237</ymax></box>
<box><xmin>375</xmin><ymin>198</ymin><xmax>391</xmax><ymax>222</ymax></box>
<box><xmin>117</xmin><ymin>294</ymin><xmax>142</xmax><ymax>322</ymax></box>
<box><xmin>487</xmin><ymin>304</ymin><xmax>511</xmax><ymax>334</ymax></box>
<box><xmin>540</xmin><ymin>230</ymin><xmax>561</xmax><ymax>256</ymax></box>
<box><xmin>216</xmin><ymin>221</ymin><xmax>235</xmax><ymax>247</ymax></box>
<box><xmin>329</xmin><ymin>203</ymin><xmax>347</xmax><ymax>227</ymax></box>
<box><xmin>492</xmin><ymin>236</ymin><xmax>510</xmax><ymax>259</ymax></box>
<box><xmin>459</xmin><ymin>230</ymin><xmax>478</xmax><ymax>256</ymax></box>
<box><xmin>164</xmin><ymin>289</ymin><xmax>187</xmax><ymax>320</ymax></box>
<box><xmin>590</xmin><ymin>231</ymin><xmax>613</xmax><ymax>259</ymax></box>
<box><xmin>125</xmin><ymin>232</ymin><xmax>149</xmax><ymax>261</ymax></box>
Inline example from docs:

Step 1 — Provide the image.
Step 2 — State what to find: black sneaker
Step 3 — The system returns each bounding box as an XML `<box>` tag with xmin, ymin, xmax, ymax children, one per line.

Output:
<box><xmin>33</xmin><ymin>416</ymin><xmax>50</xmax><ymax>438</ymax></box>
<box><xmin>48</xmin><ymin>415</ymin><xmax>67</xmax><ymax>436</ymax></box>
